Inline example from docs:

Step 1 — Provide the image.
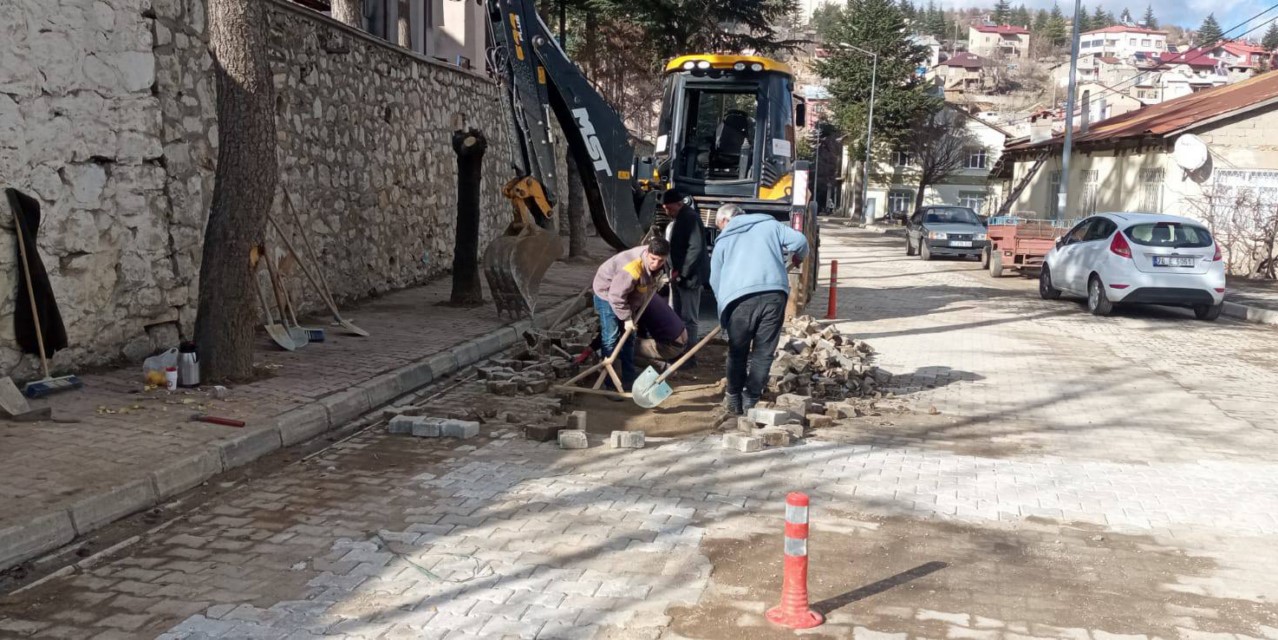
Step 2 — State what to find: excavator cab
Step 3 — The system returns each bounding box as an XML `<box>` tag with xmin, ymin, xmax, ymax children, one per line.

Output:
<box><xmin>654</xmin><ymin>55</ymin><xmax>807</xmax><ymax>231</ymax></box>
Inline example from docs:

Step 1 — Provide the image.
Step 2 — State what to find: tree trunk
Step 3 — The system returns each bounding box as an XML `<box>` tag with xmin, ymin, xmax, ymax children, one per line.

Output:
<box><xmin>914</xmin><ymin>180</ymin><xmax>928</xmax><ymax>212</ymax></box>
<box><xmin>331</xmin><ymin>0</ymin><xmax>361</xmax><ymax>27</ymax></box>
<box><xmin>449</xmin><ymin>129</ymin><xmax>487</xmax><ymax>306</ymax></box>
<box><xmin>195</xmin><ymin>0</ymin><xmax>278</xmax><ymax>383</ymax></box>
<box><xmin>566</xmin><ymin>154</ymin><xmax>589</xmax><ymax>258</ymax></box>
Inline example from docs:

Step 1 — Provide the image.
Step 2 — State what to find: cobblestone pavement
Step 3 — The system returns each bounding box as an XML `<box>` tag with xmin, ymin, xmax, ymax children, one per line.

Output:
<box><xmin>0</xmin><ymin>240</ymin><xmax>605</xmax><ymax>540</ymax></box>
<box><xmin>3</xmin><ymin>229</ymin><xmax>1278</xmax><ymax>639</ymax></box>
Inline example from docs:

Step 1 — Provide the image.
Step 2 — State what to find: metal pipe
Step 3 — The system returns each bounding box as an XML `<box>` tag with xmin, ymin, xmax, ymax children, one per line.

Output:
<box><xmin>1059</xmin><ymin>0</ymin><xmax>1083</xmax><ymax>222</ymax></box>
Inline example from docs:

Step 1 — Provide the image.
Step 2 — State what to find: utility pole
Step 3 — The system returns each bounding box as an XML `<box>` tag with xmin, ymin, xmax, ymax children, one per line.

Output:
<box><xmin>1058</xmin><ymin>0</ymin><xmax>1082</xmax><ymax>222</ymax></box>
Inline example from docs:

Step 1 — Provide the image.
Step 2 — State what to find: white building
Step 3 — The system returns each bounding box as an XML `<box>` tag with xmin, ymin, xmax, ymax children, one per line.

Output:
<box><xmin>1077</xmin><ymin>25</ymin><xmax>1167</xmax><ymax>61</ymax></box>
<box><xmin>840</xmin><ymin>105</ymin><xmax>1009</xmax><ymax>220</ymax></box>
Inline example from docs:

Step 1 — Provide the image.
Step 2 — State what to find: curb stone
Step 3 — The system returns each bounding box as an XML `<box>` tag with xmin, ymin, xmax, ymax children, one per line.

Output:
<box><xmin>0</xmin><ymin>292</ymin><xmax>592</xmax><ymax>574</ymax></box>
<box><xmin>1223</xmin><ymin>301</ymin><xmax>1278</xmax><ymax>327</ymax></box>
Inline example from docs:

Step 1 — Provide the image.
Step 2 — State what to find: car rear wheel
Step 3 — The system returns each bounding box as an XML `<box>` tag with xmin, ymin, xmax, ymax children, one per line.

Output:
<box><xmin>906</xmin><ymin>237</ymin><xmax>916</xmax><ymax>256</ymax></box>
<box><xmin>1194</xmin><ymin>302</ymin><xmax>1223</xmax><ymax>321</ymax></box>
<box><xmin>1087</xmin><ymin>275</ymin><xmax>1113</xmax><ymax>316</ymax></box>
<box><xmin>1039</xmin><ymin>265</ymin><xmax>1061</xmax><ymax>300</ymax></box>
<box><xmin>920</xmin><ymin>242</ymin><xmax>932</xmax><ymax>261</ymax></box>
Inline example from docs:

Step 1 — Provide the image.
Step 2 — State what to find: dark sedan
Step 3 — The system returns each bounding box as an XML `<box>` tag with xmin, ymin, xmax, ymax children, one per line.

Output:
<box><xmin>905</xmin><ymin>206</ymin><xmax>989</xmax><ymax>261</ymax></box>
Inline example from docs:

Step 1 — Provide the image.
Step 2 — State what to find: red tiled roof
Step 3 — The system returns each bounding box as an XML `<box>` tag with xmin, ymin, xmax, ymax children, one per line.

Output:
<box><xmin>1083</xmin><ymin>25</ymin><xmax>1167</xmax><ymax>36</ymax></box>
<box><xmin>971</xmin><ymin>24</ymin><xmax>1030</xmax><ymax>35</ymax></box>
<box><xmin>1005</xmin><ymin>70</ymin><xmax>1278</xmax><ymax>151</ymax></box>
<box><xmin>1221</xmin><ymin>41</ymin><xmax>1270</xmax><ymax>55</ymax></box>
<box><xmin>939</xmin><ymin>52</ymin><xmax>993</xmax><ymax>68</ymax></box>
<box><xmin>1160</xmin><ymin>49</ymin><xmax>1219</xmax><ymax>68</ymax></box>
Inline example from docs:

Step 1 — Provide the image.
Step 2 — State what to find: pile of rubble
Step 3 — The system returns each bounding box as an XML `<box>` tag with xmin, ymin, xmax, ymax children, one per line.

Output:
<box><xmin>769</xmin><ymin>315</ymin><xmax>888</xmax><ymax>401</ymax></box>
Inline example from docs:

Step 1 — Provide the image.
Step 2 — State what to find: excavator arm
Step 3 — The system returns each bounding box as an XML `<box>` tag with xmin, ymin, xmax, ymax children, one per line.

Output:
<box><xmin>483</xmin><ymin>0</ymin><xmax>652</xmax><ymax>318</ymax></box>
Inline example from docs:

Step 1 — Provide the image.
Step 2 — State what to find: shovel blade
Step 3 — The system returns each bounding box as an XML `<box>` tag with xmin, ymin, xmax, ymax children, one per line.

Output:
<box><xmin>631</xmin><ymin>366</ymin><xmax>672</xmax><ymax>409</ymax></box>
<box><xmin>483</xmin><ymin>220</ymin><xmax>563</xmax><ymax>319</ymax></box>
<box><xmin>266</xmin><ymin>324</ymin><xmax>298</xmax><ymax>351</ymax></box>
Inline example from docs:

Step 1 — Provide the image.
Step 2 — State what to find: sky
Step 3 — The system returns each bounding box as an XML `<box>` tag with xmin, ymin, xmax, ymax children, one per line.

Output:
<box><xmin>942</xmin><ymin>0</ymin><xmax>1277</xmax><ymax>32</ymax></box>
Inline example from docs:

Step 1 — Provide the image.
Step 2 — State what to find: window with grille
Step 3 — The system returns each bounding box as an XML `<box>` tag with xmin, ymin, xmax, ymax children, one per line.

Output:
<box><xmin>1211</xmin><ymin>170</ymin><xmax>1278</xmax><ymax>217</ymax></box>
<box><xmin>1081</xmin><ymin>170</ymin><xmax>1099</xmax><ymax>215</ymax></box>
<box><xmin>1139</xmin><ymin>169</ymin><xmax>1164</xmax><ymax>212</ymax></box>
<box><xmin>1047</xmin><ymin>170</ymin><xmax>1062</xmax><ymax>218</ymax></box>
<box><xmin>965</xmin><ymin>148</ymin><xmax>988</xmax><ymax>170</ymax></box>
<box><xmin>894</xmin><ymin>150</ymin><xmax>915</xmax><ymax>167</ymax></box>
<box><xmin>959</xmin><ymin>191</ymin><xmax>986</xmax><ymax>212</ymax></box>
<box><xmin>888</xmin><ymin>190</ymin><xmax>914</xmax><ymax>213</ymax></box>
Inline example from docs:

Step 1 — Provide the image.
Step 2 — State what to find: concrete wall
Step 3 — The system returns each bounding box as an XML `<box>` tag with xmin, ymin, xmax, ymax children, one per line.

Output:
<box><xmin>0</xmin><ymin>0</ymin><xmax>535</xmax><ymax>377</ymax></box>
<box><xmin>1004</xmin><ymin>104</ymin><xmax>1278</xmax><ymax>222</ymax></box>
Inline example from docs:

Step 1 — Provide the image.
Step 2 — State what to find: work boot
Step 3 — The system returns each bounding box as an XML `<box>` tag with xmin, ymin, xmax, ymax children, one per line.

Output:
<box><xmin>724</xmin><ymin>393</ymin><xmax>743</xmax><ymax>416</ymax></box>
<box><xmin>743</xmin><ymin>394</ymin><xmax>760</xmax><ymax>414</ymax></box>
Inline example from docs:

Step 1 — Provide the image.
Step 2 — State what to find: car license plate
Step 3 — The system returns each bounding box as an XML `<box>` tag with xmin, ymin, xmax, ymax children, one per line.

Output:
<box><xmin>1153</xmin><ymin>256</ymin><xmax>1195</xmax><ymax>267</ymax></box>
<box><xmin>951</xmin><ymin>241</ymin><xmax>972</xmax><ymax>247</ymax></box>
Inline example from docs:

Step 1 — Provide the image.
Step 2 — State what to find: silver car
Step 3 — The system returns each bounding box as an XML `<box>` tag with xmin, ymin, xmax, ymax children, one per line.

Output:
<box><xmin>905</xmin><ymin>206</ymin><xmax>989</xmax><ymax>261</ymax></box>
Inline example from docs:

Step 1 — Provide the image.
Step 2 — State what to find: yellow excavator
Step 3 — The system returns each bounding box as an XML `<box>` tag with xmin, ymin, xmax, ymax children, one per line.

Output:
<box><xmin>483</xmin><ymin>0</ymin><xmax>819</xmax><ymax>318</ymax></box>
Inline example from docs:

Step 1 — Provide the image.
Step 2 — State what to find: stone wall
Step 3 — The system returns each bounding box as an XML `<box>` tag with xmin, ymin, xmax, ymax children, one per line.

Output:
<box><xmin>1</xmin><ymin>0</ymin><xmax>560</xmax><ymax>376</ymax></box>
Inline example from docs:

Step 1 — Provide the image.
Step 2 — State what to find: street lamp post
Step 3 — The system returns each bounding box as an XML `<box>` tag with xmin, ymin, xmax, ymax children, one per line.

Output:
<box><xmin>839</xmin><ymin>42</ymin><xmax>878</xmax><ymax>222</ymax></box>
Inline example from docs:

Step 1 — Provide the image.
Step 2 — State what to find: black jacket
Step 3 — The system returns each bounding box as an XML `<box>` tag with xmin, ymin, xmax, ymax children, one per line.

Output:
<box><xmin>668</xmin><ymin>204</ymin><xmax>709</xmax><ymax>289</ymax></box>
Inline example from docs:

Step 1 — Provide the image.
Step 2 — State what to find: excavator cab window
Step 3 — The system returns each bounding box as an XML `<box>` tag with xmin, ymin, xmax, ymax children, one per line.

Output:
<box><xmin>677</xmin><ymin>88</ymin><xmax>759</xmax><ymax>183</ymax></box>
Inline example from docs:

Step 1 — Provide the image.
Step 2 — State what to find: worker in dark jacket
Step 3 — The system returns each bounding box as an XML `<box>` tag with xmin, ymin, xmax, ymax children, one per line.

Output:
<box><xmin>662</xmin><ymin>189</ymin><xmax>708</xmax><ymax>364</ymax></box>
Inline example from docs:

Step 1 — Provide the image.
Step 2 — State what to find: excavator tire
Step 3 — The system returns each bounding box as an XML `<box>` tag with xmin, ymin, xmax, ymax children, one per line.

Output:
<box><xmin>483</xmin><ymin>220</ymin><xmax>564</xmax><ymax>319</ymax></box>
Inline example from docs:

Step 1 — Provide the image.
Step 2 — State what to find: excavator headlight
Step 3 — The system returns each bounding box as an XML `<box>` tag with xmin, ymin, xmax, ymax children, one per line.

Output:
<box><xmin>683</xmin><ymin>61</ymin><xmax>695</xmax><ymax>70</ymax></box>
<box><xmin>696</xmin><ymin>60</ymin><xmax>711</xmax><ymax>70</ymax></box>
<box><xmin>750</xmin><ymin>63</ymin><xmax>763</xmax><ymax>72</ymax></box>
<box><xmin>733</xmin><ymin>62</ymin><xmax>746</xmax><ymax>71</ymax></box>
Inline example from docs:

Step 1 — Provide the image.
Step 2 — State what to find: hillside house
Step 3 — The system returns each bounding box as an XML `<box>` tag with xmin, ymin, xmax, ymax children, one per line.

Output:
<box><xmin>968</xmin><ymin>24</ymin><xmax>1031</xmax><ymax>60</ymax></box>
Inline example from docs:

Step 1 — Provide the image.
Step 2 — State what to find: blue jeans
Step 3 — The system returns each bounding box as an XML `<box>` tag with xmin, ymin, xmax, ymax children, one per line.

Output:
<box><xmin>593</xmin><ymin>295</ymin><xmax>636</xmax><ymax>390</ymax></box>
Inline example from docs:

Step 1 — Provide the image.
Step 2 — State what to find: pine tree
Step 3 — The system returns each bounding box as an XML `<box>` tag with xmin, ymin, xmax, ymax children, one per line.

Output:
<box><xmin>1119</xmin><ymin>8</ymin><xmax>1132</xmax><ymax>25</ymax></box>
<box><xmin>1197</xmin><ymin>14</ymin><xmax>1224</xmax><ymax>46</ymax></box>
<box><xmin>1076</xmin><ymin>6</ymin><xmax>1091</xmax><ymax>33</ymax></box>
<box><xmin>1045</xmin><ymin>2</ymin><xmax>1067</xmax><ymax>48</ymax></box>
<box><xmin>900</xmin><ymin>0</ymin><xmax>916</xmax><ymax>25</ymax></box>
<box><xmin>1263</xmin><ymin>22</ymin><xmax>1278</xmax><ymax>51</ymax></box>
<box><xmin>1090</xmin><ymin>5</ymin><xmax>1108</xmax><ymax>29</ymax></box>
<box><xmin>924</xmin><ymin>1</ymin><xmax>946</xmax><ymax>39</ymax></box>
<box><xmin>993</xmin><ymin>0</ymin><xmax>1011</xmax><ymax>25</ymax></box>
<box><xmin>1032</xmin><ymin>8</ymin><xmax>1049</xmax><ymax>33</ymax></box>
<box><xmin>1013</xmin><ymin>4</ymin><xmax>1031</xmax><ymax>28</ymax></box>
<box><xmin>1142</xmin><ymin>5</ymin><xmax>1157</xmax><ymax>29</ymax></box>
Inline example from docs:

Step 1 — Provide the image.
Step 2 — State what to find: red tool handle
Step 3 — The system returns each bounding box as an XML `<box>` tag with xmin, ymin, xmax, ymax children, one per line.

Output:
<box><xmin>195</xmin><ymin>415</ymin><xmax>245</xmax><ymax>427</ymax></box>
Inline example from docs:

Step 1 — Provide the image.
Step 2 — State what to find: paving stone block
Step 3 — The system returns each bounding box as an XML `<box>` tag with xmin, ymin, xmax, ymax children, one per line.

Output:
<box><xmin>807</xmin><ymin>414</ymin><xmax>834</xmax><ymax>429</ymax></box>
<box><xmin>854</xmin><ymin>628</ymin><xmax>908</xmax><ymax>640</ymax></box>
<box><xmin>757</xmin><ymin>428</ymin><xmax>791</xmax><ymax>447</ymax></box>
<box><xmin>0</xmin><ymin>510</ymin><xmax>76</xmax><ymax>572</ymax></box>
<box><xmin>487</xmin><ymin>380</ymin><xmax>519</xmax><ymax>396</ymax></box>
<box><xmin>826</xmin><ymin>402</ymin><xmax>861</xmax><ymax>419</ymax></box>
<box><xmin>723</xmin><ymin>433</ymin><xmax>763</xmax><ymax>453</ymax></box>
<box><xmin>781</xmin><ymin>423</ymin><xmax>806</xmax><ymax>439</ymax></box>
<box><xmin>566</xmin><ymin>410</ymin><xmax>587</xmax><ymax>430</ymax></box>
<box><xmin>441</xmin><ymin>420</ymin><xmax>480</xmax><ymax>439</ymax></box>
<box><xmin>748</xmin><ymin>407</ymin><xmax>794</xmax><ymax>426</ymax></box>
<box><xmin>559</xmin><ymin>430</ymin><xmax>589</xmax><ymax>449</ymax></box>
<box><xmin>69</xmin><ymin>478</ymin><xmax>158</xmax><ymax>535</ymax></box>
<box><xmin>736</xmin><ymin>417</ymin><xmax>758</xmax><ymax>433</ymax></box>
<box><xmin>412</xmin><ymin>420</ymin><xmax>444</xmax><ymax>439</ymax></box>
<box><xmin>525</xmin><ymin>424</ymin><xmax>563</xmax><ymax>442</ymax></box>
<box><xmin>775</xmin><ymin>393</ymin><xmax>816</xmax><ymax>416</ymax></box>
<box><xmin>610</xmin><ymin>431</ymin><xmax>645</xmax><ymax>449</ymax></box>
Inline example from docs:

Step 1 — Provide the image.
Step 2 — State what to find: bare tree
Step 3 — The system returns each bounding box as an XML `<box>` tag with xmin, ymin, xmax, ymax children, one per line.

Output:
<box><xmin>565</xmin><ymin>155</ymin><xmax>590</xmax><ymax>259</ymax></box>
<box><xmin>195</xmin><ymin>0</ymin><xmax>278</xmax><ymax>381</ymax></box>
<box><xmin>331</xmin><ymin>0</ymin><xmax>362</xmax><ymax>27</ymax></box>
<box><xmin>1196</xmin><ymin>185</ymin><xmax>1278</xmax><ymax>278</ymax></box>
<box><xmin>907</xmin><ymin>109</ymin><xmax>977</xmax><ymax>211</ymax></box>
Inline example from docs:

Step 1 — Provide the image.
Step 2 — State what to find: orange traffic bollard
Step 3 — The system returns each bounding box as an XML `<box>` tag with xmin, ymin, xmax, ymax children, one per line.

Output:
<box><xmin>766</xmin><ymin>492</ymin><xmax>824</xmax><ymax>629</ymax></box>
<box><xmin>825</xmin><ymin>260</ymin><xmax>839</xmax><ymax>320</ymax></box>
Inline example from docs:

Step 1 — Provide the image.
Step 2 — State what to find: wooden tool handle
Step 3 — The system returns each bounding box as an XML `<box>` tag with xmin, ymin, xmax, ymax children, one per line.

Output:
<box><xmin>12</xmin><ymin>212</ymin><xmax>51</xmax><ymax>379</ymax></box>
<box><xmin>651</xmin><ymin>325</ymin><xmax>721</xmax><ymax>386</ymax></box>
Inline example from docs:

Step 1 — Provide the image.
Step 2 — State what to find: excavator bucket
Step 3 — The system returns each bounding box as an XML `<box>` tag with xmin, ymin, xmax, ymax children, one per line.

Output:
<box><xmin>483</xmin><ymin>220</ymin><xmax>563</xmax><ymax>319</ymax></box>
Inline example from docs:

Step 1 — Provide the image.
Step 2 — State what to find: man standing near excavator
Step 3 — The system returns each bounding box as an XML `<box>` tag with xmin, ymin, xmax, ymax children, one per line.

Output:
<box><xmin>662</xmin><ymin>189</ymin><xmax>708</xmax><ymax>366</ymax></box>
<box><xmin>709</xmin><ymin>204</ymin><xmax>808</xmax><ymax>416</ymax></box>
<box><xmin>592</xmin><ymin>237</ymin><xmax>671</xmax><ymax>391</ymax></box>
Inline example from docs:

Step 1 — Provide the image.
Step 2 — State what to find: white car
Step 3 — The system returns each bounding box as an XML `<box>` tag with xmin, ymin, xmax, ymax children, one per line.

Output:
<box><xmin>1039</xmin><ymin>212</ymin><xmax>1226</xmax><ymax>320</ymax></box>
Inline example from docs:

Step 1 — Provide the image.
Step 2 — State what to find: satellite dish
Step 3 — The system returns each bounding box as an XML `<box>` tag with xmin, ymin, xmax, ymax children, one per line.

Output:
<box><xmin>1174</xmin><ymin>134</ymin><xmax>1209</xmax><ymax>171</ymax></box>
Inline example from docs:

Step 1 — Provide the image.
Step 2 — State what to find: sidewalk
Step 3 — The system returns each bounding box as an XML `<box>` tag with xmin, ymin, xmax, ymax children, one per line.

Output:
<box><xmin>0</xmin><ymin>245</ymin><xmax>606</xmax><ymax>574</ymax></box>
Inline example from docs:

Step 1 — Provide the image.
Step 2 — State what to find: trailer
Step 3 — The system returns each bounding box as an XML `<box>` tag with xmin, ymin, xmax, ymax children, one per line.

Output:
<box><xmin>981</xmin><ymin>214</ymin><xmax>1071</xmax><ymax>278</ymax></box>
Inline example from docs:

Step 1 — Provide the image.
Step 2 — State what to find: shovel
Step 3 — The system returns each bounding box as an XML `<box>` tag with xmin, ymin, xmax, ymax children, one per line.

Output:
<box><xmin>263</xmin><ymin>244</ymin><xmax>308</xmax><ymax>350</ymax></box>
<box><xmin>275</xmin><ymin>190</ymin><xmax>370</xmax><ymax>337</ymax></box>
<box><xmin>632</xmin><ymin>326</ymin><xmax>722</xmax><ymax>409</ymax></box>
<box><xmin>254</xmin><ymin>264</ymin><xmax>297</xmax><ymax>351</ymax></box>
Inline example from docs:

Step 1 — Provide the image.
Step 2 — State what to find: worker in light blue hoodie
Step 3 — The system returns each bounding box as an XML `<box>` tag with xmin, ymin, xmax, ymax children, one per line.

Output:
<box><xmin>709</xmin><ymin>204</ymin><xmax>809</xmax><ymax>416</ymax></box>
